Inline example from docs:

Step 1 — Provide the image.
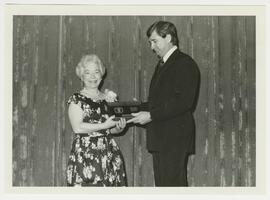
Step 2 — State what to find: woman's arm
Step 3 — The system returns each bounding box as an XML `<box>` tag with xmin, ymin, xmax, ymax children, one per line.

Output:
<box><xmin>68</xmin><ymin>102</ymin><xmax>116</xmax><ymax>134</ymax></box>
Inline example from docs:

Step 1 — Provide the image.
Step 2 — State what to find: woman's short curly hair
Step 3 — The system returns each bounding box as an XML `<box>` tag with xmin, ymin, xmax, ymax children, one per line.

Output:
<box><xmin>75</xmin><ymin>54</ymin><xmax>106</xmax><ymax>80</ymax></box>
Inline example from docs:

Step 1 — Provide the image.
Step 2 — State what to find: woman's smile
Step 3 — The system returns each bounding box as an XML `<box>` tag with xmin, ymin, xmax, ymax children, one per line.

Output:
<box><xmin>88</xmin><ymin>79</ymin><xmax>98</xmax><ymax>83</ymax></box>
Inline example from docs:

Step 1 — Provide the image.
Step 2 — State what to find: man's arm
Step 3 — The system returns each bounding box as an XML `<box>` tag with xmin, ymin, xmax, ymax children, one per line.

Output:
<box><xmin>127</xmin><ymin>111</ymin><xmax>152</xmax><ymax>125</ymax></box>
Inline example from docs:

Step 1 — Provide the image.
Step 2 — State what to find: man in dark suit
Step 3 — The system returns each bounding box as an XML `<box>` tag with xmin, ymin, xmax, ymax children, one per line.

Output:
<box><xmin>128</xmin><ymin>21</ymin><xmax>200</xmax><ymax>186</ymax></box>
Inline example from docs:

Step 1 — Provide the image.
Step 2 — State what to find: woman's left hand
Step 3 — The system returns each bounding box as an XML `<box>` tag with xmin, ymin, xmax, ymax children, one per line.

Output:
<box><xmin>115</xmin><ymin>118</ymin><xmax>126</xmax><ymax>132</ymax></box>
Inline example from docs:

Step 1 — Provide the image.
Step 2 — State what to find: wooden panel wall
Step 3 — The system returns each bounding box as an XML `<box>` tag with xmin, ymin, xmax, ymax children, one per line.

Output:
<box><xmin>12</xmin><ymin>16</ymin><xmax>255</xmax><ymax>186</ymax></box>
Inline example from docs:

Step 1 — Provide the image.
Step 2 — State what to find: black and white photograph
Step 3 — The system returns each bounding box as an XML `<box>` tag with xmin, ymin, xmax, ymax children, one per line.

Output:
<box><xmin>1</xmin><ymin>1</ymin><xmax>268</xmax><ymax>199</ymax></box>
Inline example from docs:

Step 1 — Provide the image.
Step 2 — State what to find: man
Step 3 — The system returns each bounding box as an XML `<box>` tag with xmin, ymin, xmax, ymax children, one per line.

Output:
<box><xmin>127</xmin><ymin>21</ymin><xmax>200</xmax><ymax>186</ymax></box>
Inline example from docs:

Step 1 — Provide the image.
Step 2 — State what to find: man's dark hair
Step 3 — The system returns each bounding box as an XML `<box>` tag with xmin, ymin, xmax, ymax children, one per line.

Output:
<box><xmin>146</xmin><ymin>21</ymin><xmax>179</xmax><ymax>47</ymax></box>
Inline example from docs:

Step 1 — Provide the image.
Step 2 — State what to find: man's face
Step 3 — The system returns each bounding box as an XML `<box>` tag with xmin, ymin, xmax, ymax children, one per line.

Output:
<box><xmin>148</xmin><ymin>30</ymin><xmax>172</xmax><ymax>58</ymax></box>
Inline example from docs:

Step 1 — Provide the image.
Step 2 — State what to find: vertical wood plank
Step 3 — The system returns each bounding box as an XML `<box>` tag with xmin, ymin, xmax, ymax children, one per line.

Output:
<box><xmin>131</xmin><ymin>16</ymin><xmax>146</xmax><ymax>186</ymax></box>
<box><xmin>28</xmin><ymin>16</ymin><xmax>40</xmax><ymax>186</ymax></box>
<box><xmin>13</xmin><ymin>16</ymin><xmax>29</xmax><ymax>186</ymax></box>
<box><xmin>234</xmin><ymin>16</ymin><xmax>255</xmax><ymax>186</ymax></box>
<box><xmin>245</xmin><ymin>16</ymin><xmax>256</xmax><ymax>186</ymax></box>
<box><xmin>232</xmin><ymin>16</ymin><xmax>242</xmax><ymax>186</ymax></box>
<box><xmin>192</xmin><ymin>16</ymin><xmax>219</xmax><ymax>186</ymax></box>
<box><xmin>230</xmin><ymin>16</ymin><xmax>239</xmax><ymax>187</ymax></box>
<box><xmin>55</xmin><ymin>16</ymin><xmax>64</xmax><ymax>186</ymax></box>
<box><xmin>33</xmin><ymin>16</ymin><xmax>59</xmax><ymax>186</ymax></box>
<box><xmin>236</xmin><ymin>16</ymin><xmax>248</xmax><ymax>186</ymax></box>
<box><xmin>218</xmin><ymin>16</ymin><xmax>234</xmax><ymax>186</ymax></box>
<box><xmin>206</xmin><ymin>16</ymin><xmax>219</xmax><ymax>187</ymax></box>
<box><xmin>192</xmin><ymin>16</ymin><xmax>210</xmax><ymax>186</ymax></box>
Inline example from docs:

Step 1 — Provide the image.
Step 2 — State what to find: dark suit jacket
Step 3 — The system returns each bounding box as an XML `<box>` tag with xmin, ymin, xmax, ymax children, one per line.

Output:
<box><xmin>146</xmin><ymin>49</ymin><xmax>200</xmax><ymax>154</ymax></box>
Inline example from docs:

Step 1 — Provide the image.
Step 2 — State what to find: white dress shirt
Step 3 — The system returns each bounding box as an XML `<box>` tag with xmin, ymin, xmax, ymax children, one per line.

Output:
<box><xmin>162</xmin><ymin>45</ymin><xmax>177</xmax><ymax>63</ymax></box>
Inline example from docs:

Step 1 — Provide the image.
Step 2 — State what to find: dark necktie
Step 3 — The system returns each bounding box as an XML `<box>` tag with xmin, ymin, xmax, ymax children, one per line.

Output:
<box><xmin>156</xmin><ymin>59</ymin><xmax>164</xmax><ymax>74</ymax></box>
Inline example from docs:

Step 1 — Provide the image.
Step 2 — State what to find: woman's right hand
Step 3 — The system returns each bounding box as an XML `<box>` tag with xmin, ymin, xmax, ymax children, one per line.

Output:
<box><xmin>104</xmin><ymin>115</ymin><xmax>117</xmax><ymax>129</ymax></box>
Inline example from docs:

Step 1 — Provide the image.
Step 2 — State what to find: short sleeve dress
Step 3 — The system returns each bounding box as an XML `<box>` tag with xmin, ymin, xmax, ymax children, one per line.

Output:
<box><xmin>66</xmin><ymin>93</ymin><xmax>127</xmax><ymax>186</ymax></box>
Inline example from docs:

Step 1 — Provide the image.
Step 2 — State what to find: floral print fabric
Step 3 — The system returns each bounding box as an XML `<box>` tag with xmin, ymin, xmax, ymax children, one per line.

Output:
<box><xmin>66</xmin><ymin>93</ymin><xmax>127</xmax><ymax>186</ymax></box>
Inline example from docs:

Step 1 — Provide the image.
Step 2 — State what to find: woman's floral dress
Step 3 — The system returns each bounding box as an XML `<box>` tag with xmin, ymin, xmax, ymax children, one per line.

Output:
<box><xmin>66</xmin><ymin>93</ymin><xmax>127</xmax><ymax>186</ymax></box>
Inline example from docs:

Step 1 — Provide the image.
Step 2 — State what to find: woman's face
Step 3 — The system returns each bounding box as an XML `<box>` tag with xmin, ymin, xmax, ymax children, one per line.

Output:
<box><xmin>82</xmin><ymin>62</ymin><xmax>102</xmax><ymax>89</ymax></box>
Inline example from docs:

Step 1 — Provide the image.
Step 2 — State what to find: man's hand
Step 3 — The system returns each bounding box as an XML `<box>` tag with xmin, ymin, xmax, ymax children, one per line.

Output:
<box><xmin>127</xmin><ymin>111</ymin><xmax>152</xmax><ymax>125</ymax></box>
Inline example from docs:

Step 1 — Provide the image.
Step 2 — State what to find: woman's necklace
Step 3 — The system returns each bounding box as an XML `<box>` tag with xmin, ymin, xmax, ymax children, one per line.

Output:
<box><xmin>81</xmin><ymin>88</ymin><xmax>101</xmax><ymax>99</ymax></box>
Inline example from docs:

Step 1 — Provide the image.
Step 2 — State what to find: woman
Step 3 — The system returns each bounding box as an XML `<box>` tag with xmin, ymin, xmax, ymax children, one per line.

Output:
<box><xmin>66</xmin><ymin>54</ymin><xmax>127</xmax><ymax>186</ymax></box>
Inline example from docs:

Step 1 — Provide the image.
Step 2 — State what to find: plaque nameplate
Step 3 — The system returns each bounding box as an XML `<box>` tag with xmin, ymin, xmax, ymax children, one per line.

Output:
<box><xmin>107</xmin><ymin>101</ymin><xmax>142</xmax><ymax>120</ymax></box>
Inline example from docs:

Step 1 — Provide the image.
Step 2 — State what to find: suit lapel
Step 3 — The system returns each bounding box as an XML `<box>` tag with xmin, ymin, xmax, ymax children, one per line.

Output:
<box><xmin>149</xmin><ymin>61</ymin><xmax>162</xmax><ymax>93</ymax></box>
<box><xmin>149</xmin><ymin>49</ymin><xmax>181</xmax><ymax>97</ymax></box>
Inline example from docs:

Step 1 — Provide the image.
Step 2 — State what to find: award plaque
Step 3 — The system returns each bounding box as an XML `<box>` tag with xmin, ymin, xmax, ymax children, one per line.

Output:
<box><xmin>107</xmin><ymin>101</ymin><xmax>142</xmax><ymax>120</ymax></box>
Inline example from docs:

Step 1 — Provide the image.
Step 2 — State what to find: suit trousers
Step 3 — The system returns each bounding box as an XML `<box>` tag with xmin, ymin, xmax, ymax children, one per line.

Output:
<box><xmin>152</xmin><ymin>150</ymin><xmax>189</xmax><ymax>186</ymax></box>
